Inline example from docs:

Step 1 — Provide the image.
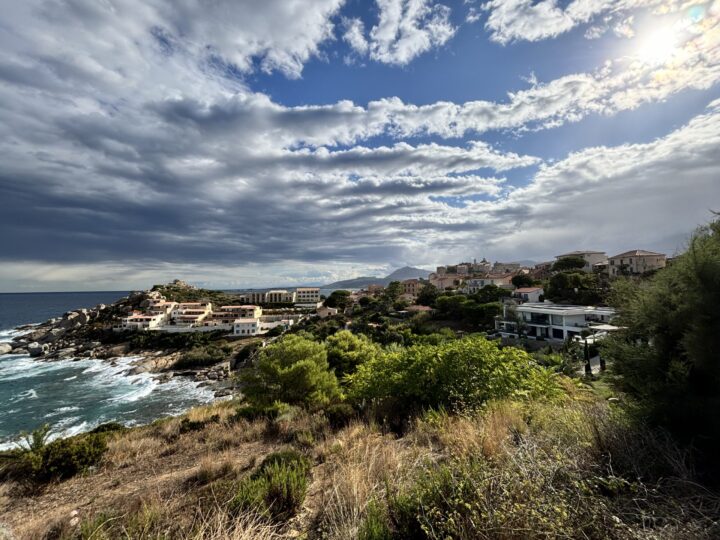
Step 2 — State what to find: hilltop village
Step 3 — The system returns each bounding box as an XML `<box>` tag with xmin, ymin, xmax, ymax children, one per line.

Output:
<box><xmin>112</xmin><ymin>248</ymin><xmax>667</xmax><ymax>347</ymax></box>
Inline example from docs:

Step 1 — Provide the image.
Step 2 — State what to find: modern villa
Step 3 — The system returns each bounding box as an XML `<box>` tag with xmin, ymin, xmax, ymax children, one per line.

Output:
<box><xmin>495</xmin><ymin>302</ymin><xmax>616</xmax><ymax>342</ymax></box>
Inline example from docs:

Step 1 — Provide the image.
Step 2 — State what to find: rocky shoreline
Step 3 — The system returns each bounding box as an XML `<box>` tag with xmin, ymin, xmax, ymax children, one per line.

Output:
<box><xmin>0</xmin><ymin>291</ymin><xmax>236</xmax><ymax>399</ymax></box>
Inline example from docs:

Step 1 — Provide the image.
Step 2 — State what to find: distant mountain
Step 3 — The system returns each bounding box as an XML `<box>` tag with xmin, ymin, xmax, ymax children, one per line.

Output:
<box><xmin>384</xmin><ymin>266</ymin><xmax>431</xmax><ymax>282</ymax></box>
<box><xmin>321</xmin><ymin>266</ymin><xmax>431</xmax><ymax>290</ymax></box>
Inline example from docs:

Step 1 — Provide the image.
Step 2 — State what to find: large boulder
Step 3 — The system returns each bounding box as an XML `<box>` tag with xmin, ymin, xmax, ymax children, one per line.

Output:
<box><xmin>27</xmin><ymin>342</ymin><xmax>48</xmax><ymax>357</ymax></box>
<box><xmin>41</xmin><ymin>327</ymin><xmax>66</xmax><ymax>343</ymax></box>
<box><xmin>0</xmin><ymin>343</ymin><xmax>12</xmax><ymax>355</ymax></box>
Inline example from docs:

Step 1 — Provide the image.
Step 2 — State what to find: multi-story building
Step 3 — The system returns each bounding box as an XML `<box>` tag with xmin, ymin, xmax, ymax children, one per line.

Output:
<box><xmin>462</xmin><ymin>274</ymin><xmax>514</xmax><ymax>293</ymax></box>
<box><xmin>233</xmin><ymin>318</ymin><xmax>261</xmax><ymax>336</ymax></box>
<box><xmin>401</xmin><ymin>279</ymin><xmax>422</xmax><ymax>297</ymax></box>
<box><xmin>203</xmin><ymin>305</ymin><xmax>263</xmax><ymax>328</ymax></box>
<box><xmin>265</xmin><ymin>289</ymin><xmax>296</xmax><ymax>304</ymax></box>
<box><xmin>492</xmin><ymin>262</ymin><xmax>522</xmax><ymax>274</ymax></box>
<box><xmin>116</xmin><ymin>311</ymin><xmax>167</xmax><ymax>331</ymax></box>
<box><xmin>295</xmin><ymin>287</ymin><xmax>321</xmax><ymax>306</ymax></box>
<box><xmin>608</xmin><ymin>250</ymin><xmax>666</xmax><ymax>276</ymax></box>
<box><xmin>237</xmin><ymin>291</ymin><xmax>266</xmax><ymax>304</ymax></box>
<box><xmin>555</xmin><ymin>251</ymin><xmax>607</xmax><ymax>272</ymax></box>
<box><xmin>170</xmin><ymin>302</ymin><xmax>213</xmax><ymax>326</ymax></box>
<box><xmin>495</xmin><ymin>302</ymin><xmax>615</xmax><ymax>342</ymax></box>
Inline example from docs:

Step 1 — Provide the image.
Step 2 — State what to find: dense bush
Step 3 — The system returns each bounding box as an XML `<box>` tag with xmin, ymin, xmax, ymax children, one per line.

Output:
<box><xmin>128</xmin><ymin>329</ymin><xmax>226</xmax><ymax>351</ymax></box>
<box><xmin>234</xmin><ymin>401</ymin><xmax>293</xmax><ymax>422</ymax></box>
<box><xmin>174</xmin><ymin>343</ymin><xmax>231</xmax><ymax>369</ymax></box>
<box><xmin>240</xmin><ymin>334</ymin><xmax>340</xmax><ymax>408</ymax></box>
<box><xmin>325</xmin><ymin>330</ymin><xmax>381</xmax><ymax>380</ymax></box>
<box><xmin>230</xmin><ymin>449</ymin><xmax>311</xmax><ymax>520</ymax></box>
<box><xmin>1</xmin><ymin>424</ymin><xmax>108</xmax><ymax>483</ymax></box>
<box><xmin>348</xmin><ymin>335</ymin><xmax>563</xmax><ymax>416</ymax></box>
<box><xmin>323</xmin><ymin>402</ymin><xmax>356</xmax><ymax>429</ymax></box>
<box><xmin>603</xmin><ymin>218</ymin><xmax>720</xmax><ymax>479</ymax></box>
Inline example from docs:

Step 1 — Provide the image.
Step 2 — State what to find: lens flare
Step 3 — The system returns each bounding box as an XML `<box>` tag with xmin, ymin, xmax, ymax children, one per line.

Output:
<box><xmin>636</xmin><ymin>24</ymin><xmax>679</xmax><ymax>65</ymax></box>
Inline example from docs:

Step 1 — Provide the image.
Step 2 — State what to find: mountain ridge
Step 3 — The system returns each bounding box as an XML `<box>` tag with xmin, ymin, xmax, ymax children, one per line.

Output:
<box><xmin>321</xmin><ymin>266</ymin><xmax>430</xmax><ymax>290</ymax></box>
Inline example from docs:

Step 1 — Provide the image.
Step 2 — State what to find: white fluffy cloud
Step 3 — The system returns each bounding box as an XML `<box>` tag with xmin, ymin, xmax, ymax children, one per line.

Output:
<box><xmin>481</xmin><ymin>0</ymin><xmax>677</xmax><ymax>44</ymax></box>
<box><xmin>344</xmin><ymin>0</ymin><xmax>456</xmax><ymax>65</ymax></box>
<box><xmin>0</xmin><ymin>0</ymin><xmax>718</xmax><ymax>290</ymax></box>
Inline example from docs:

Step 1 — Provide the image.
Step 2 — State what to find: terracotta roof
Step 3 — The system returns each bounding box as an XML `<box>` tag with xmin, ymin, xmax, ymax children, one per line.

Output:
<box><xmin>610</xmin><ymin>250</ymin><xmax>666</xmax><ymax>258</ymax></box>
<box><xmin>515</xmin><ymin>287</ymin><xmax>543</xmax><ymax>293</ymax></box>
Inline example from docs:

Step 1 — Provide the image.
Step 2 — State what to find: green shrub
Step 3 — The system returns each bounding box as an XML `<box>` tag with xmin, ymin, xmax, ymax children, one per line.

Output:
<box><xmin>230</xmin><ymin>450</ymin><xmax>311</xmax><ymax>521</ymax></box>
<box><xmin>358</xmin><ymin>499</ymin><xmax>393</xmax><ymax>540</ymax></box>
<box><xmin>39</xmin><ymin>434</ymin><xmax>106</xmax><ymax>480</ymax></box>
<box><xmin>175</xmin><ymin>345</ymin><xmax>227</xmax><ymax>369</ymax></box>
<box><xmin>234</xmin><ymin>401</ymin><xmax>292</xmax><ymax>422</ymax></box>
<box><xmin>348</xmin><ymin>335</ymin><xmax>563</xmax><ymax>417</ymax></box>
<box><xmin>6</xmin><ymin>428</ymin><xmax>108</xmax><ymax>483</ymax></box>
<box><xmin>90</xmin><ymin>422</ymin><xmax>127</xmax><ymax>434</ymax></box>
<box><xmin>240</xmin><ymin>335</ymin><xmax>340</xmax><ymax>408</ymax></box>
<box><xmin>325</xmin><ymin>330</ymin><xmax>380</xmax><ymax>380</ymax></box>
<box><xmin>179</xmin><ymin>414</ymin><xmax>220</xmax><ymax>433</ymax></box>
<box><xmin>323</xmin><ymin>403</ymin><xmax>356</xmax><ymax>429</ymax></box>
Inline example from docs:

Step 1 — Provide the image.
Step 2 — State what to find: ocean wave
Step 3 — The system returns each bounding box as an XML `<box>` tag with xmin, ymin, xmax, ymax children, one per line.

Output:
<box><xmin>9</xmin><ymin>388</ymin><xmax>38</xmax><ymax>403</ymax></box>
<box><xmin>43</xmin><ymin>405</ymin><xmax>81</xmax><ymax>418</ymax></box>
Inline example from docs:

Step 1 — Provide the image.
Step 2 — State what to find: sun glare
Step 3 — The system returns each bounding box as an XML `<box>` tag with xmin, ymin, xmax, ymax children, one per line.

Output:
<box><xmin>636</xmin><ymin>24</ymin><xmax>680</xmax><ymax>65</ymax></box>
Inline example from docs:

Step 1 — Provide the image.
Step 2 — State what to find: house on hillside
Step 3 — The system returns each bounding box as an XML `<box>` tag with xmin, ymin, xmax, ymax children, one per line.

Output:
<box><xmin>608</xmin><ymin>250</ymin><xmax>666</xmax><ymax>276</ymax></box>
<box><xmin>555</xmin><ymin>251</ymin><xmax>607</xmax><ymax>272</ymax></box>
<box><xmin>462</xmin><ymin>274</ymin><xmax>514</xmax><ymax>294</ymax></box>
<box><xmin>513</xmin><ymin>287</ymin><xmax>544</xmax><ymax>303</ymax></box>
<box><xmin>495</xmin><ymin>303</ymin><xmax>616</xmax><ymax>342</ymax></box>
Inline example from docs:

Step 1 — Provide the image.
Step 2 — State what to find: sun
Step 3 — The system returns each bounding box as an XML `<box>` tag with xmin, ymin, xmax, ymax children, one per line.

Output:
<box><xmin>635</xmin><ymin>24</ymin><xmax>680</xmax><ymax>65</ymax></box>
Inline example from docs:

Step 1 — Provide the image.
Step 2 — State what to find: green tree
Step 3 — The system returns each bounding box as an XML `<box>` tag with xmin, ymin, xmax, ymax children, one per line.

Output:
<box><xmin>325</xmin><ymin>330</ymin><xmax>381</xmax><ymax>380</ymax></box>
<box><xmin>552</xmin><ymin>256</ymin><xmax>586</xmax><ymax>272</ymax></box>
<box><xmin>240</xmin><ymin>335</ymin><xmax>340</xmax><ymax>408</ymax></box>
<box><xmin>416</xmin><ymin>283</ymin><xmax>439</xmax><ymax>306</ymax></box>
<box><xmin>545</xmin><ymin>271</ymin><xmax>601</xmax><ymax>305</ymax></box>
<box><xmin>382</xmin><ymin>281</ymin><xmax>403</xmax><ymax>304</ymax></box>
<box><xmin>511</xmin><ymin>274</ymin><xmax>534</xmax><ymax>288</ymax></box>
<box><xmin>348</xmin><ymin>335</ymin><xmax>561</xmax><ymax>413</ymax></box>
<box><xmin>470</xmin><ymin>284</ymin><xmax>512</xmax><ymax>304</ymax></box>
<box><xmin>602</xmin><ymin>219</ymin><xmax>720</xmax><ymax>474</ymax></box>
<box><xmin>325</xmin><ymin>290</ymin><xmax>351</xmax><ymax>309</ymax></box>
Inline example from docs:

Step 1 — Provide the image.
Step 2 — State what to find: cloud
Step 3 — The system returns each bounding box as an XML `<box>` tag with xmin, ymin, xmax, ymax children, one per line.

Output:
<box><xmin>481</xmin><ymin>0</ymin><xmax>672</xmax><ymax>44</ymax></box>
<box><xmin>344</xmin><ymin>0</ymin><xmax>456</xmax><ymax>65</ymax></box>
<box><xmin>0</xmin><ymin>0</ymin><xmax>718</xmax><ymax>291</ymax></box>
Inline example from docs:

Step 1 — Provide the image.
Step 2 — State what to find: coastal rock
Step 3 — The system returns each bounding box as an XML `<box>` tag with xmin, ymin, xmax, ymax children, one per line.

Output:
<box><xmin>207</xmin><ymin>371</ymin><xmax>218</xmax><ymax>380</ymax></box>
<box><xmin>0</xmin><ymin>343</ymin><xmax>12</xmax><ymax>355</ymax></box>
<box><xmin>41</xmin><ymin>328</ymin><xmax>66</xmax><ymax>343</ymax></box>
<box><xmin>27</xmin><ymin>342</ymin><xmax>48</xmax><ymax>357</ymax></box>
<box><xmin>128</xmin><ymin>366</ymin><xmax>148</xmax><ymax>375</ymax></box>
<box><xmin>13</xmin><ymin>348</ymin><xmax>28</xmax><ymax>355</ymax></box>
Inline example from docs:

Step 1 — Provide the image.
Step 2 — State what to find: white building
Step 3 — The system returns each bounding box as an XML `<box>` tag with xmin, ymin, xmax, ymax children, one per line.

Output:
<box><xmin>295</xmin><ymin>287</ymin><xmax>321</xmax><ymax>306</ymax></box>
<box><xmin>233</xmin><ymin>318</ymin><xmax>261</xmax><ymax>336</ymax></box>
<box><xmin>512</xmin><ymin>287</ymin><xmax>544</xmax><ymax>303</ymax></box>
<box><xmin>495</xmin><ymin>302</ymin><xmax>616</xmax><ymax>342</ymax></box>
<box><xmin>170</xmin><ymin>302</ymin><xmax>213</xmax><ymax>326</ymax></box>
<box><xmin>555</xmin><ymin>251</ymin><xmax>607</xmax><ymax>272</ymax></box>
<box><xmin>115</xmin><ymin>311</ymin><xmax>166</xmax><ymax>331</ymax></box>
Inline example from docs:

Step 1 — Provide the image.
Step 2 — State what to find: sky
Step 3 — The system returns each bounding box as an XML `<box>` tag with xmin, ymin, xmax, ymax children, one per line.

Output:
<box><xmin>1</xmin><ymin>0</ymin><xmax>719</xmax><ymax>292</ymax></box>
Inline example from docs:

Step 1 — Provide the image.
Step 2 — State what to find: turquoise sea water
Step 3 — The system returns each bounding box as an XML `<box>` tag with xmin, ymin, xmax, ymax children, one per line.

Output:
<box><xmin>0</xmin><ymin>293</ymin><xmax>218</xmax><ymax>450</ymax></box>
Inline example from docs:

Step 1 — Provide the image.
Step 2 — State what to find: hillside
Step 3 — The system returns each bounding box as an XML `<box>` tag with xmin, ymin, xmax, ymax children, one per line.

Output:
<box><xmin>322</xmin><ymin>266</ymin><xmax>430</xmax><ymax>289</ymax></box>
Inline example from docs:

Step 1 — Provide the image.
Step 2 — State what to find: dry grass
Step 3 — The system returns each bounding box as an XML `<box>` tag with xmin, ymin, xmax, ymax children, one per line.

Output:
<box><xmin>180</xmin><ymin>511</ymin><xmax>281</xmax><ymax>540</ymax></box>
<box><xmin>316</xmin><ymin>421</ymin><xmax>434</xmax><ymax>540</ymax></box>
<box><xmin>104</xmin><ymin>428</ymin><xmax>165</xmax><ymax>469</ymax></box>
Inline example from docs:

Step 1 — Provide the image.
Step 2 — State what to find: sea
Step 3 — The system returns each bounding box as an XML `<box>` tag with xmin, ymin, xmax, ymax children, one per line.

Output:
<box><xmin>0</xmin><ymin>292</ymin><xmax>217</xmax><ymax>450</ymax></box>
